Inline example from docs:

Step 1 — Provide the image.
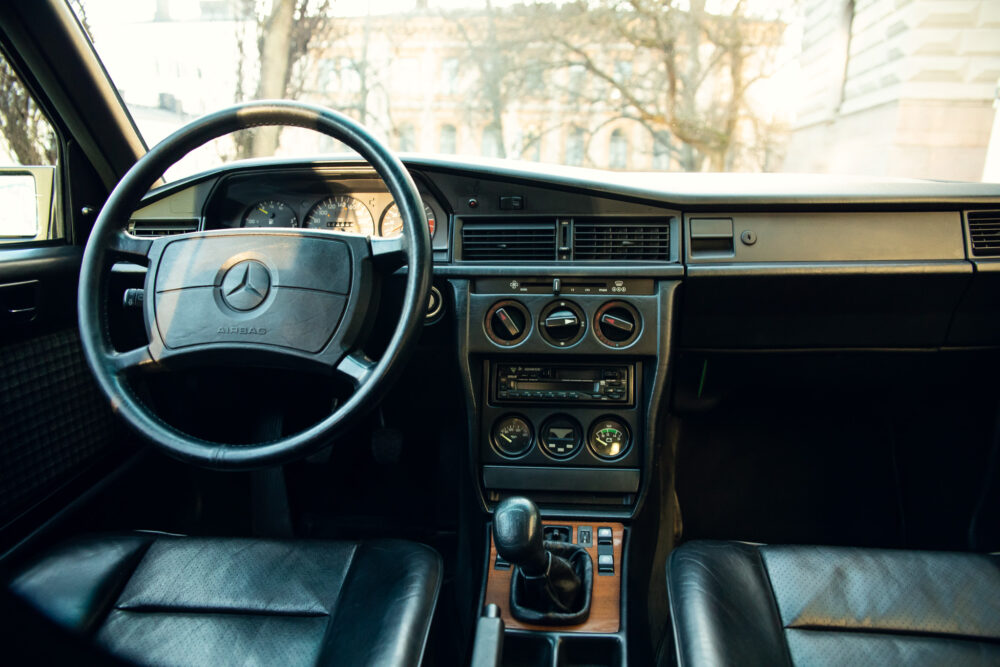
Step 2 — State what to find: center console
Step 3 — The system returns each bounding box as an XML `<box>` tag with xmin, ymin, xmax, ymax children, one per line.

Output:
<box><xmin>445</xmin><ymin>196</ymin><xmax>681</xmax><ymax>666</ymax></box>
<box><xmin>455</xmin><ymin>274</ymin><xmax>678</xmax><ymax>665</ymax></box>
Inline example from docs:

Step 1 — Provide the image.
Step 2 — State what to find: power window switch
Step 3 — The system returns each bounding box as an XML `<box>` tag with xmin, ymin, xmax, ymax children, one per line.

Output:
<box><xmin>494</xmin><ymin>553</ymin><xmax>510</xmax><ymax>570</ymax></box>
<box><xmin>598</xmin><ymin>553</ymin><xmax>614</xmax><ymax>574</ymax></box>
<box><xmin>577</xmin><ymin>526</ymin><xmax>592</xmax><ymax>547</ymax></box>
<box><xmin>597</xmin><ymin>527</ymin><xmax>613</xmax><ymax>545</ymax></box>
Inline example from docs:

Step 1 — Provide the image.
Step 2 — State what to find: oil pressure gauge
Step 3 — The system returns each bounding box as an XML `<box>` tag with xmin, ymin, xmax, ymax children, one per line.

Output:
<box><xmin>588</xmin><ymin>417</ymin><xmax>630</xmax><ymax>459</ymax></box>
<box><xmin>491</xmin><ymin>415</ymin><xmax>533</xmax><ymax>457</ymax></box>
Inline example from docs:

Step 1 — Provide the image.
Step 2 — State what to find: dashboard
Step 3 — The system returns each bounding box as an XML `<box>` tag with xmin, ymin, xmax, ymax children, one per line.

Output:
<box><xmin>128</xmin><ymin>155</ymin><xmax>1000</xmax><ymax>518</ymax></box>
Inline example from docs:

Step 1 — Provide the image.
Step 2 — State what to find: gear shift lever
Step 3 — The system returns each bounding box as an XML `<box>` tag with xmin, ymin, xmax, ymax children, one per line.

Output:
<box><xmin>493</xmin><ymin>496</ymin><xmax>548</xmax><ymax>576</ymax></box>
<box><xmin>492</xmin><ymin>496</ymin><xmax>593</xmax><ymax>625</ymax></box>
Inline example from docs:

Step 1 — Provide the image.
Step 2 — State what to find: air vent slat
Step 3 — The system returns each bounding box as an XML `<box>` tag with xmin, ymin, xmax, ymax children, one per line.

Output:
<box><xmin>462</xmin><ymin>220</ymin><xmax>556</xmax><ymax>261</ymax></box>
<box><xmin>129</xmin><ymin>219</ymin><xmax>199</xmax><ymax>237</ymax></box>
<box><xmin>573</xmin><ymin>220</ymin><xmax>671</xmax><ymax>261</ymax></box>
<box><xmin>969</xmin><ymin>211</ymin><xmax>1000</xmax><ymax>257</ymax></box>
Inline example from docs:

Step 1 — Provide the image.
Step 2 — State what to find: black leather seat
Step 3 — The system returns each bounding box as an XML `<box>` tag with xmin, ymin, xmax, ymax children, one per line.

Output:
<box><xmin>10</xmin><ymin>534</ymin><xmax>441</xmax><ymax>666</ymax></box>
<box><xmin>667</xmin><ymin>541</ymin><xmax>1000</xmax><ymax>666</ymax></box>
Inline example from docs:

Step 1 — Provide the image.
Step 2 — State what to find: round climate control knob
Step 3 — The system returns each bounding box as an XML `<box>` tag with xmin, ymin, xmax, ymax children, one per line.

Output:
<box><xmin>595</xmin><ymin>301</ymin><xmax>641</xmax><ymax>348</ymax></box>
<box><xmin>485</xmin><ymin>300</ymin><xmax>530</xmax><ymax>346</ymax></box>
<box><xmin>539</xmin><ymin>300</ymin><xmax>585</xmax><ymax>347</ymax></box>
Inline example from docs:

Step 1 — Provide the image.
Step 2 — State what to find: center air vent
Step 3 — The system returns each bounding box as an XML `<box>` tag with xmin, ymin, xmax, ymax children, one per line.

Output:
<box><xmin>573</xmin><ymin>220</ymin><xmax>670</xmax><ymax>261</ymax></box>
<box><xmin>968</xmin><ymin>211</ymin><xmax>1000</xmax><ymax>257</ymax></box>
<box><xmin>128</xmin><ymin>219</ymin><xmax>199</xmax><ymax>237</ymax></box>
<box><xmin>462</xmin><ymin>220</ymin><xmax>556</xmax><ymax>261</ymax></box>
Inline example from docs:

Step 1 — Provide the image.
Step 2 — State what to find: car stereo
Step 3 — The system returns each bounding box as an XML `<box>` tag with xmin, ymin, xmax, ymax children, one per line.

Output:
<box><xmin>493</xmin><ymin>363</ymin><xmax>632</xmax><ymax>404</ymax></box>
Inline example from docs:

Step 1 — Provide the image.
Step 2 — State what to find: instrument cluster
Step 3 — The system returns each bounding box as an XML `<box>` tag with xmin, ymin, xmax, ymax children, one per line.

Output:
<box><xmin>204</xmin><ymin>169</ymin><xmax>441</xmax><ymax>241</ymax></box>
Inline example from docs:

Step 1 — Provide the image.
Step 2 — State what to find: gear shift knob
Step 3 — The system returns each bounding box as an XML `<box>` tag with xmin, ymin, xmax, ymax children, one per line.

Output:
<box><xmin>493</xmin><ymin>496</ymin><xmax>548</xmax><ymax>576</ymax></box>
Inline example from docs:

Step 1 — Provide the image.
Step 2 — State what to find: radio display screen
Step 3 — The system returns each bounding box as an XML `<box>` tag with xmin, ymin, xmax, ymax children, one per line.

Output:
<box><xmin>514</xmin><ymin>379</ymin><xmax>593</xmax><ymax>392</ymax></box>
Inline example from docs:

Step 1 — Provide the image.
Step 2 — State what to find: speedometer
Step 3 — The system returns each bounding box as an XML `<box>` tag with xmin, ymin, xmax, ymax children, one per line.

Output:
<box><xmin>379</xmin><ymin>201</ymin><xmax>436</xmax><ymax>238</ymax></box>
<box><xmin>304</xmin><ymin>195</ymin><xmax>374</xmax><ymax>235</ymax></box>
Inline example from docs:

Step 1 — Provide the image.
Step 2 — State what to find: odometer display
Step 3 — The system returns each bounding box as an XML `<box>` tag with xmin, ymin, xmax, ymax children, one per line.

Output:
<box><xmin>304</xmin><ymin>195</ymin><xmax>374</xmax><ymax>235</ymax></box>
<box><xmin>379</xmin><ymin>201</ymin><xmax>436</xmax><ymax>238</ymax></box>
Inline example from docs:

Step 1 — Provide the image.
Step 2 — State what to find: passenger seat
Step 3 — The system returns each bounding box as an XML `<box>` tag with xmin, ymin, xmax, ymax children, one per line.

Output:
<box><xmin>666</xmin><ymin>541</ymin><xmax>1000</xmax><ymax>666</ymax></box>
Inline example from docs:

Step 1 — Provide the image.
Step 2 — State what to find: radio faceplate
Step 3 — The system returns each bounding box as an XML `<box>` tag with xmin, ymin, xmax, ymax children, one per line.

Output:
<box><xmin>493</xmin><ymin>362</ymin><xmax>633</xmax><ymax>405</ymax></box>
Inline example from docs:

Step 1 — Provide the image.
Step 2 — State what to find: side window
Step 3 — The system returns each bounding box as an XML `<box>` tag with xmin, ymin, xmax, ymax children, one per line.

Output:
<box><xmin>0</xmin><ymin>49</ymin><xmax>60</xmax><ymax>245</ymax></box>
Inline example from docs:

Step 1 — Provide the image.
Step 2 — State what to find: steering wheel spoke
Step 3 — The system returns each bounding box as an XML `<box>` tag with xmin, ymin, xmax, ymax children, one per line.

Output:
<box><xmin>109</xmin><ymin>345</ymin><xmax>154</xmax><ymax>375</ymax></box>
<box><xmin>109</xmin><ymin>229</ymin><xmax>154</xmax><ymax>263</ymax></box>
<box><xmin>336</xmin><ymin>351</ymin><xmax>377</xmax><ymax>389</ymax></box>
<box><xmin>370</xmin><ymin>234</ymin><xmax>407</xmax><ymax>271</ymax></box>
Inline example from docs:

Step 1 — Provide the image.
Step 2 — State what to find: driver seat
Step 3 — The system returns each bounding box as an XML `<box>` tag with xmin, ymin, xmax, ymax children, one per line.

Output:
<box><xmin>9</xmin><ymin>533</ymin><xmax>441</xmax><ymax>666</ymax></box>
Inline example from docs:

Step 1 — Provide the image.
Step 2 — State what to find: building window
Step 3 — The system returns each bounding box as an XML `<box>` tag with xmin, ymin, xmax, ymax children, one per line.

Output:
<box><xmin>653</xmin><ymin>130</ymin><xmax>671</xmax><ymax>170</ymax></box>
<box><xmin>441</xmin><ymin>58</ymin><xmax>459</xmax><ymax>96</ymax></box>
<box><xmin>568</xmin><ymin>64</ymin><xmax>585</xmax><ymax>100</ymax></box>
<box><xmin>440</xmin><ymin>124</ymin><xmax>457</xmax><ymax>153</ymax></box>
<box><xmin>565</xmin><ymin>127</ymin><xmax>585</xmax><ymax>166</ymax></box>
<box><xmin>482</xmin><ymin>124</ymin><xmax>503</xmax><ymax>158</ymax></box>
<box><xmin>398</xmin><ymin>124</ymin><xmax>416</xmax><ymax>152</ymax></box>
<box><xmin>613</xmin><ymin>60</ymin><xmax>632</xmax><ymax>83</ymax></box>
<box><xmin>609</xmin><ymin>129</ymin><xmax>628</xmax><ymax>169</ymax></box>
<box><xmin>525</xmin><ymin>67</ymin><xmax>544</xmax><ymax>95</ymax></box>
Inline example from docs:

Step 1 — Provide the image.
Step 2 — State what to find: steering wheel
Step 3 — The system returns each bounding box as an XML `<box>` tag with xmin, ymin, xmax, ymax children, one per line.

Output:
<box><xmin>78</xmin><ymin>101</ymin><xmax>432</xmax><ymax>470</ymax></box>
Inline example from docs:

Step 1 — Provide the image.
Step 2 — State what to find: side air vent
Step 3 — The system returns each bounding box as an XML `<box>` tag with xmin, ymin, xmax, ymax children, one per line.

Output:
<box><xmin>462</xmin><ymin>220</ymin><xmax>556</xmax><ymax>261</ymax></box>
<box><xmin>128</xmin><ymin>219</ymin><xmax>199</xmax><ymax>237</ymax></box>
<box><xmin>968</xmin><ymin>211</ymin><xmax>1000</xmax><ymax>257</ymax></box>
<box><xmin>573</xmin><ymin>219</ymin><xmax>671</xmax><ymax>261</ymax></box>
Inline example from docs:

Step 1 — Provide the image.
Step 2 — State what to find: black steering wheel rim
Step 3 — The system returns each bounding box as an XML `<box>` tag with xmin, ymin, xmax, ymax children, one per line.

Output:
<box><xmin>78</xmin><ymin>100</ymin><xmax>432</xmax><ymax>470</ymax></box>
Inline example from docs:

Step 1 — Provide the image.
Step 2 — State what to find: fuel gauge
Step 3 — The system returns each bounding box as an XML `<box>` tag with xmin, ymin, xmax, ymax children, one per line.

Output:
<box><xmin>243</xmin><ymin>200</ymin><xmax>298</xmax><ymax>228</ymax></box>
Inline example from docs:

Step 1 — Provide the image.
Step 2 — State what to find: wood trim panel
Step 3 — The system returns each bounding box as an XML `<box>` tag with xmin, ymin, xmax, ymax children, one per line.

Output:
<box><xmin>484</xmin><ymin>521</ymin><xmax>624</xmax><ymax>633</ymax></box>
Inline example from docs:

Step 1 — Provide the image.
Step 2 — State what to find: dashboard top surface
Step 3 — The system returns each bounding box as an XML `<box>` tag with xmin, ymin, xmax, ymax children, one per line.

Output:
<box><xmin>147</xmin><ymin>154</ymin><xmax>1000</xmax><ymax>209</ymax></box>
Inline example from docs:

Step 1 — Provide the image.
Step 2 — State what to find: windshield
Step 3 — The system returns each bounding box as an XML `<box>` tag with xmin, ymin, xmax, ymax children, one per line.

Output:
<box><xmin>74</xmin><ymin>0</ymin><xmax>1000</xmax><ymax>182</ymax></box>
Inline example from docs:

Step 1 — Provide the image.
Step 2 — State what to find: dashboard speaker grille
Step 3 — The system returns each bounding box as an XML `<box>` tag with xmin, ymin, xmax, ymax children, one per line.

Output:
<box><xmin>128</xmin><ymin>219</ymin><xmax>199</xmax><ymax>237</ymax></box>
<box><xmin>573</xmin><ymin>220</ymin><xmax>671</xmax><ymax>261</ymax></box>
<box><xmin>969</xmin><ymin>211</ymin><xmax>1000</xmax><ymax>257</ymax></box>
<box><xmin>462</xmin><ymin>221</ymin><xmax>556</xmax><ymax>261</ymax></box>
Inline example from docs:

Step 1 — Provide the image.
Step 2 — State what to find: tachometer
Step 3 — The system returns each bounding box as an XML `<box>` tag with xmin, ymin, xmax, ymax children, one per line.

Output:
<box><xmin>243</xmin><ymin>200</ymin><xmax>298</xmax><ymax>228</ymax></box>
<box><xmin>379</xmin><ymin>201</ymin><xmax>436</xmax><ymax>238</ymax></box>
<box><xmin>304</xmin><ymin>195</ymin><xmax>374</xmax><ymax>235</ymax></box>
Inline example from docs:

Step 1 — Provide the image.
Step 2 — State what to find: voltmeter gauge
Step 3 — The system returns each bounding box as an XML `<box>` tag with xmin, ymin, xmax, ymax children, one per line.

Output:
<box><xmin>491</xmin><ymin>415</ymin><xmax>533</xmax><ymax>457</ymax></box>
<box><xmin>588</xmin><ymin>418</ymin><xmax>630</xmax><ymax>459</ymax></box>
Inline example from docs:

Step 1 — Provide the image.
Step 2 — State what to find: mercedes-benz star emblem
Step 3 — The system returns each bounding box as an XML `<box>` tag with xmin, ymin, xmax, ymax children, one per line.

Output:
<box><xmin>220</xmin><ymin>260</ymin><xmax>271</xmax><ymax>311</ymax></box>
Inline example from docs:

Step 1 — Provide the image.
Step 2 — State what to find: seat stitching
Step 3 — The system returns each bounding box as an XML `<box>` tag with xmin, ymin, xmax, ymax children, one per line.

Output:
<box><xmin>108</xmin><ymin>606</ymin><xmax>330</xmax><ymax>619</ymax></box>
<box><xmin>785</xmin><ymin>623</ymin><xmax>1000</xmax><ymax>645</ymax></box>
<box><xmin>94</xmin><ymin>537</ymin><xmax>157</xmax><ymax>633</ymax></box>
<box><xmin>756</xmin><ymin>546</ymin><xmax>796</xmax><ymax>667</ymax></box>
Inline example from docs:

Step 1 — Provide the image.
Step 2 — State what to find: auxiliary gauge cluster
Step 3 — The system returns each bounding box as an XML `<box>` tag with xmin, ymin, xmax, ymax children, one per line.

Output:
<box><xmin>490</xmin><ymin>413</ymin><xmax>632</xmax><ymax>461</ymax></box>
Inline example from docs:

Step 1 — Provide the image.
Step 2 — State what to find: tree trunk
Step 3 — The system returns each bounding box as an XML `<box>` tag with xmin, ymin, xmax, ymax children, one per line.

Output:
<box><xmin>248</xmin><ymin>0</ymin><xmax>296</xmax><ymax>157</ymax></box>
